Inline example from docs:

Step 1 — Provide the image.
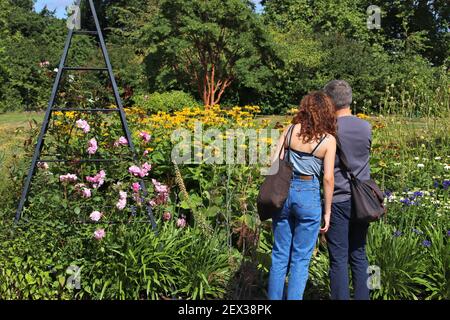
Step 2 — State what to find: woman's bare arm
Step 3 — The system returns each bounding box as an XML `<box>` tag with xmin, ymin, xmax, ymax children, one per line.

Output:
<box><xmin>320</xmin><ymin>135</ymin><xmax>336</xmax><ymax>234</ymax></box>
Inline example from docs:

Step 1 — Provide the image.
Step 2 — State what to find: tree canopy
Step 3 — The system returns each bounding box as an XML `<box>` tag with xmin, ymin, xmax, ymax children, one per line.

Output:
<box><xmin>0</xmin><ymin>0</ymin><xmax>448</xmax><ymax>113</ymax></box>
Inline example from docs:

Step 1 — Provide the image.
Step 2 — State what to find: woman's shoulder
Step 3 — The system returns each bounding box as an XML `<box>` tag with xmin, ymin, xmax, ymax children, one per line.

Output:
<box><xmin>323</xmin><ymin>134</ymin><xmax>336</xmax><ymax>144</ymax></box>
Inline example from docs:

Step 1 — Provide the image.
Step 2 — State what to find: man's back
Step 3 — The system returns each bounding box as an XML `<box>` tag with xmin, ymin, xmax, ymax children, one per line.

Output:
<box><xmin>333</xmin><ymin>116</ymin><xmax>372</xmax><ymax>203</ymax></box>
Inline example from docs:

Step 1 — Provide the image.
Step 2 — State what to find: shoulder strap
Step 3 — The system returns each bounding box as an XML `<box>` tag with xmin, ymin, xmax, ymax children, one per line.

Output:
<box><xmin>311</xmin><ymin>135</ymin><xmax>327</xmax><ymax>156</ymax></box>
<box><xmin>278</xmin><ymin>124</ymin><xmax>295</xmax><ymax>162</ymax></box>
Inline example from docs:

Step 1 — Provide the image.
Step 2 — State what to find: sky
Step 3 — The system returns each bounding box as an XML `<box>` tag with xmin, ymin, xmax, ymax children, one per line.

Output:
<box><xmin>34</xmin><ymin>0</ymin><xmax>263</xmax><ymax>19</ymax></box>
<box><xmin>34</xmin><ymin>0</ymin><xmax>74</xmax><ymax>18</ymax></box>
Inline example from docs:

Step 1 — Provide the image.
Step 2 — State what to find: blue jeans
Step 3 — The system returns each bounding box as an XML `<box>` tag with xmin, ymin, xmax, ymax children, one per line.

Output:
<box><xmin>326</xmin><ymin>199</ymin><xmax>370</xmax><ymax>300</ymax></box>
<box><xmin>268</xmin><ymin>176</ymin><xmax>321</xmax><ymax>300</ymax></box>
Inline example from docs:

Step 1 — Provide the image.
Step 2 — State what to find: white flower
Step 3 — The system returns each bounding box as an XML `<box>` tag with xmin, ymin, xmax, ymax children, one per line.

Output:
<box><xmin>444</xmin><ymin>164</ymin><xmax>450</xmax><ymax>170</ymax></box>
<box><xmin>417</xmin><ymin>163</ymin><xmax>425</xmax><ymax>168</ymax></box>
<box><xmin>435</xmin><ymin>156</ymin><xmax>442</xmax><ymax>160</ymax></box>
<box><xmin>54</xmin><ymin>68</ymin><xmax>59</xmax><ymax>73</ymax></box>
<box><xmin>414</xmin><ymin>157</ymin><xmax>419</xmax><ymax>160</ymax></box>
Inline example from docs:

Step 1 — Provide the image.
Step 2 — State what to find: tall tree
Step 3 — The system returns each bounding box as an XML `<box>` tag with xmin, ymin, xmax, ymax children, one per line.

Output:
<box><xmin>141</xmin><ymin>0</ymin><xmax>275</xmax><ymax>107</ymax></box>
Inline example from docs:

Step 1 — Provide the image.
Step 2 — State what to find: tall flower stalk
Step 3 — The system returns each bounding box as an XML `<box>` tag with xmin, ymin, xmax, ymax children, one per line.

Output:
<box><xmin>173</xmin><ymin>160</ymin><xmax>212</xmax><ymax>236</ymax></box>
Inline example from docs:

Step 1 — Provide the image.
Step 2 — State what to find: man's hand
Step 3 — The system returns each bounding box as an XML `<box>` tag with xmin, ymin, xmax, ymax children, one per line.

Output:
<box><xmin>320</xmin><ymin>212</ymin><xmax>331</xmax><ymax>234</ymax></box>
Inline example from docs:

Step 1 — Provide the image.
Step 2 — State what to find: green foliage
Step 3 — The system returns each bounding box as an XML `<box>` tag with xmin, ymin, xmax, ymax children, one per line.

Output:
<box><xmin>139</xmin><ymin>0</ymin><xmax>277</xmax><ymax>105</ymax></box>
<box><xmin>133</xmin><ymin>91</ymin><xmax>199</xmax><ymax>114</ymax></box>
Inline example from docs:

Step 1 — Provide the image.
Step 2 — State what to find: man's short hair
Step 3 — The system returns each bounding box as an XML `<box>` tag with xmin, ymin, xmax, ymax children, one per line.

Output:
<box><xmin>324</xmin><ymin>80</ymin><xmax>352</xmax><ymax>110</ymax></box>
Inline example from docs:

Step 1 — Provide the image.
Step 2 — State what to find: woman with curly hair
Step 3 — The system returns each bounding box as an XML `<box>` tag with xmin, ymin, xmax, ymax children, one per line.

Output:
<box><xmin>268</xmin><ymin>91</ymin><xmax>337</xmax><ymax>300</ymax></box>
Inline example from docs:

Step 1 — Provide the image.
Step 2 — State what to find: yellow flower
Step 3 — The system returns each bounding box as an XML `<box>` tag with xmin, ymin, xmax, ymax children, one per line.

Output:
<box><xmin>357</xmin><ymin>113</ymin><xmax>370</xmax><ymax>119</ymax></box>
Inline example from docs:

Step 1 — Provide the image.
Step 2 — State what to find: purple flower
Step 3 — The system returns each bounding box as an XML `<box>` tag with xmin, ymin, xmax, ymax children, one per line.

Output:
<box><xmin>443</xmin><ymin>180</ymin><xmax>450</xmax><ymax>190</ymax></box>
<box><xmin>383</xmin><ymin>190</ymin><xmax>392</xmax><ymax>198</ymax></box>
<box><xmin>422</xmin><ymin>240</ymin><xmax>431</xmax><ymax>248</ymax></box>
<box><xmin>412</xmin><ymin>228</ymin><xmax>423</xmax><ymax>235</ymax></box>
<box><xmin>413</xmin><ymin>191</ymin><xmax>423</xmax><ymax>197</ymax></box>
<box><xmin>393</xmin><ymin>230</ymin><xmax>402</xmax><ymax>237</ymax></box>
<box><xmin>400</xmin><ymin>198</ymin><xmax>412</xmax><ymax>206</ymax></box>
<box><xmin>433</xmin><ymin>180</ymin><xmax>439</xmax><ymax>188</ymax></box>
<box><xmin>447</xmin><ymin>230</ymin><xmax>450</xmax><ymax>237</ymax></box>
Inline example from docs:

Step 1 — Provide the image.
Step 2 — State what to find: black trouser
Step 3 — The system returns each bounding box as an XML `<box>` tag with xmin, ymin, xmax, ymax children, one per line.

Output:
<box><xmin>326</xmin><ymin>199</ymin><xmax>370</xmax><ymax>300</ymax></box>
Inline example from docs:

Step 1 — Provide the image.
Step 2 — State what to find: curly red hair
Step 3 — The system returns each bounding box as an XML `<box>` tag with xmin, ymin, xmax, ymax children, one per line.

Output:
<box><xmin>292</xmin><ymin>91</ymin><xmax>337</xmax><ymax>143</ymax></box>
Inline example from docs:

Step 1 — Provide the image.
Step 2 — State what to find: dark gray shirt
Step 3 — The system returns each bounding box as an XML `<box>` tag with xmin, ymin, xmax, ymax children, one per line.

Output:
<box><xmin>333</xmin><ymin>116</ymin><xmax>372</xmax><ymax>203</ymax></box>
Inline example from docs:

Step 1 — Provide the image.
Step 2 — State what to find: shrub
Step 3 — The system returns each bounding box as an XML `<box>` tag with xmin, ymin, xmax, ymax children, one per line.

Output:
<box><xmin>133</xmin><ymin>91</ymin><xmax>199</xmax><ymax>114</ymax></box>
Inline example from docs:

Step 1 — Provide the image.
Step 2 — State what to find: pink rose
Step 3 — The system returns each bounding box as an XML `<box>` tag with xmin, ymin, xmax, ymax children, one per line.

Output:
<box><xmin>89</xmin><ymin>211</ymin><xmax>102</xmax><ymax>222</ymax></box>
<box><xmin>87</xmin><ymin>138</ymin><xmax>98</xmax><ymax>155</ymax></box>
<box><xmin>60</xmin><ymin>173</ymin><xmax>78</xmax><ymax>183</ymax></box>
<box><xmin>76</xmin><ymin>119</ymin><xmax>90</xmax><ymax>133</ymax></box>
<box><xmin>176</xmin><ymin>217</ymin><xmax>186</xmax><ymax>228</ymax></box>
<box><xmin>119</xmin><ymin>191</ymin><xmax>127</xmax><ymax>200</ymax></box>
<box><xmin>94</xmin><ymin>228</ymin><xmax>106</xmax><ymax>240</ymax></box>
<box><xmin>81</xmin><ymin>188</ymin><xmax>92</xmax><ymax>198</ymax></box>
<box><xmin>139</xmin><ymin>131</ymin><xmax>151</xmax><ymax>143</ymax></box>
<box><xmin>128</xmin><ymin>165</ymin><xmax>142</xmax><ymax>177</ymax></box>
<box><xmin>132</xmin><ymin>182</ymin><xmax>141</xmax><ymax>193</ymax></box>
<box><xmin>129</xmin><ymin>163</ymin><xmax>151</xmax><ymax>178</ymax></box>
<box><xmin>116</xmin><ymin>198</ymin><xmax>127</xmax><ymax>210</ymax></box>
<box><xmin>86</xmin><ymin>170</ymin><xmax>106</xmax><ymax>189</ymax></box>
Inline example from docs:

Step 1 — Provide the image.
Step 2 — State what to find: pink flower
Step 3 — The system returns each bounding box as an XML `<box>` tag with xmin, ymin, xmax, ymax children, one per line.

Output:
<box><xmin>143</xmin><ymin>150</ymin><xmax>149</xmax><ymax>156</ymax></box>
<box><xmin>163</xmin><ymin>212</ymin><xmax>171</xmax><ymax>221</ymax></box>
<box><xmin>89</xmin><ymin>211</ymin><xmax>102</xmax><ymax>222</ymax></box>
<box><xmin>87</xmin><ymin>138</ymin><xmax>98</xmax><ymax>155</ymax></box>
<box><xmin>116</xmin><ymin>198</ymin><xmax>127</xmax><ymax>210</ymax></box>
<box><xmin>139</xmin><ymin>131</ymin><xmax>151</xmax><ymax>143</ymax></box>
<box><xmin>119</xmin><ymin>136</ymin><xmax>128</xmax><ymax>145</ymax></box>
<box><xmin>142</xmin><ymin>162</ymin><xmax>151</xmax><ymax>172</ymax></box>
<box><xmin>81</xmin><ymin>188</ymin><xmax>92</xmax><ymax>198</ymax></box>
<box><xmin>76</xmin><ymin>119</ymin><xmax>90</xmax><ymax>133</ymax></box>
<box><xmin>94</xmin><ymin>228</ymin><xmax>106</xmax><ymax>240</ymax></box>
<box><xmin>114</xmin><ymin>136</ymin><xmax>128</xmax><ymax>147</ymax></box>
<box><xmin>132</xmin><ymin>182</ymin><xmax>141</xmax><ymax>193</ymax></box>
<box><xmin>86</xmin><ymin>170</ymin><xmax>106</xmax><ymax>189</ymax></box>
<box><xmin>149</xmin><ymin>179</ymin><xmax>170</xmax><ymax>207</ymax></box>
<box><xmin>128</xmin><ymin>165</ymin><xmax>142</xmax><ymax>177</ymax></box>
<box><xmin>37</xmin><ymin>162</ymin><xmax>49</xmax><ymax>170</ymax></box>
<box><xmin>176</xmin><ymin>217</ymin><xmax>186</xmax><ymax>228</ymax></box>
<box><xmin>116</xmin><ymin>191</ymin><xmax>127</xmax><ymax>210</ymax></box>
<box><xmin>152</xmin><ymin>178</ymin><xmax>168</xmax><ymax>194</ymax></box>
<box><xmin>59</xmin><ymin>173</ymin><xmax>78</xmax><ymax>183</ymax></box>
<box><xmin>128</xmin><ymin>163</ymin><xmax>151</xmax><ymax>178</ymax></box>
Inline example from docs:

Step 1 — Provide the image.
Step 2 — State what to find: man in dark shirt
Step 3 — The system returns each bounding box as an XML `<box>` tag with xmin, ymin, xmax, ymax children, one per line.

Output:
<box><xmin>324</xmin><ymin>80</ymin><xmax>372</xmax><ymax>300</ymax></box>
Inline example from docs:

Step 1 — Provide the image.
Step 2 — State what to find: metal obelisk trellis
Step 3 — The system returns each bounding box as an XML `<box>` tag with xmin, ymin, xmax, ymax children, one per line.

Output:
<box><xmin>15</xmin><ymin>0</ymin><xmax>157</xmax><ymax>229</ymax></box>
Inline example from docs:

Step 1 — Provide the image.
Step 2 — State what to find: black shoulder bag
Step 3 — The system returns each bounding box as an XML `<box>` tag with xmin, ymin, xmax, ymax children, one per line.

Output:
<box><xmin>257</xmin><ymin>125</ymin><xmax>295</xmax><ymax>221</ymax></box>
<box><xmin>336</xmin><ymin>138</ymin><xmax>386</xmax><ymax>223</ymax></box>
